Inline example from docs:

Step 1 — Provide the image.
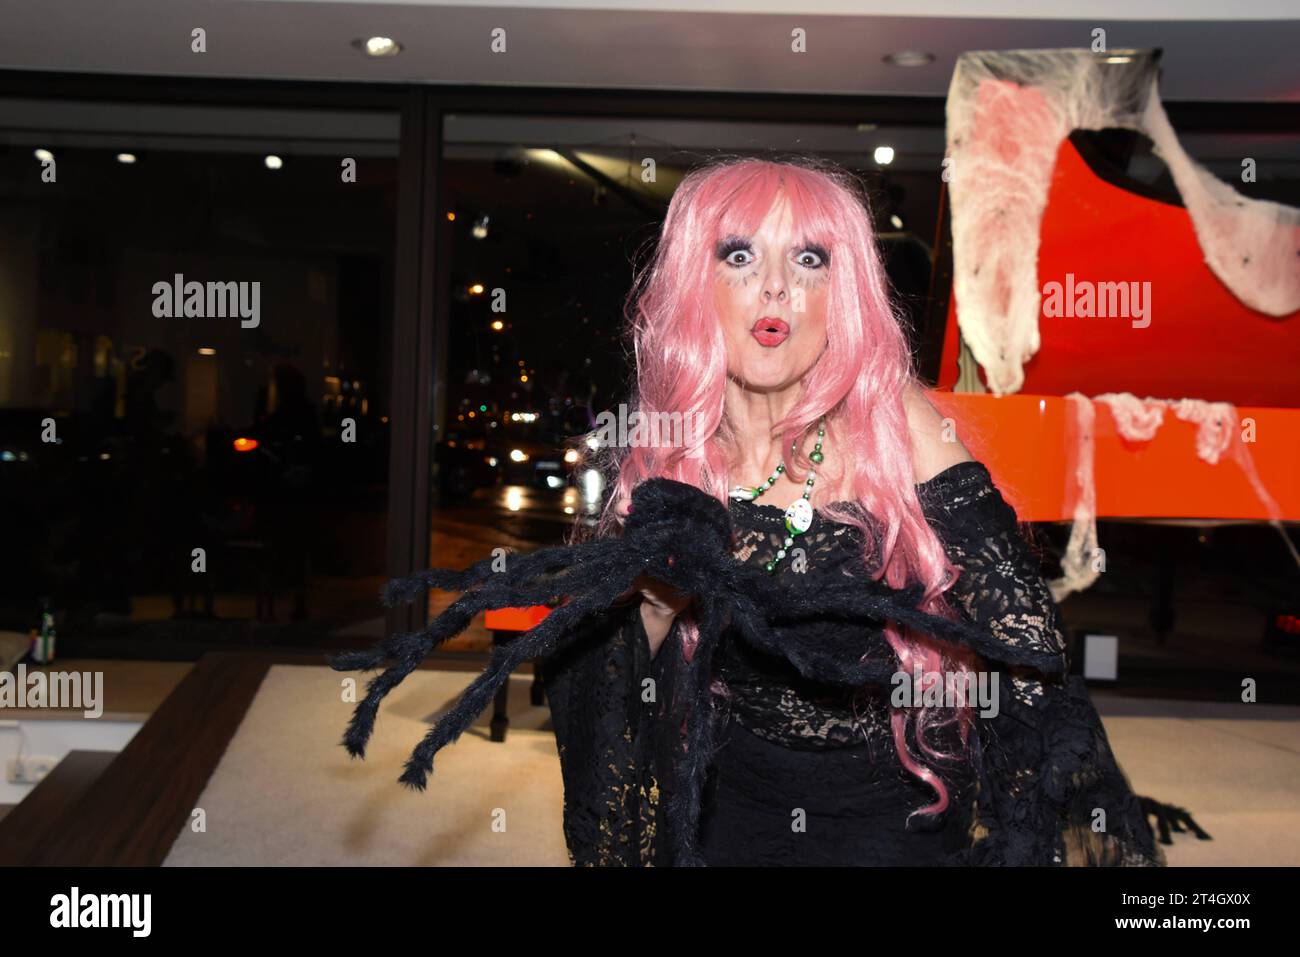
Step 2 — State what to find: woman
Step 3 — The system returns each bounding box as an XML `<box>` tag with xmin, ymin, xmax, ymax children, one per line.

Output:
<box><xmin>538</xmin><ymin>156</ymin><xmax>1184</xmax><ymax>867</ymax></box>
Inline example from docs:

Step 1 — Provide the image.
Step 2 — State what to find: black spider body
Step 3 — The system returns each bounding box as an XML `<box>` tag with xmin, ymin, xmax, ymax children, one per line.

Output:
<box><xmin>330</xmin><ymin>476</ymin><xmax>1067</xmax><ymax>865</ymax></box>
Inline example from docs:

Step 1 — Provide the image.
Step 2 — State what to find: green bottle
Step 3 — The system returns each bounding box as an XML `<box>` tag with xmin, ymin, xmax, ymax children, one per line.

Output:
<box><xmin>32</xmin><ymin>596</ymin><xmax>56</xmax><ymax>665</ymax></box>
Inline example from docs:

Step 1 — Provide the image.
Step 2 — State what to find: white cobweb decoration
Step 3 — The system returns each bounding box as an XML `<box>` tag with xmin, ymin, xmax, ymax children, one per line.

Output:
<box><xmin>1048</xmin><ymin>391</ymin><xmax>1299</xmax><ymax>603</ymax></box>
<box><xmin>945</xmin><ymin>48</ymin><xmax>1300</xmax><ymax>397</ymax></box>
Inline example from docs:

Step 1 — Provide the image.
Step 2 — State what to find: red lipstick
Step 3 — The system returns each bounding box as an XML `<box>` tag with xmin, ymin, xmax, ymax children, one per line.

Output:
<box><xmin>751</xmin><ymin>316</ymin><xmax>789</xmax><ymax>347</ymax></box>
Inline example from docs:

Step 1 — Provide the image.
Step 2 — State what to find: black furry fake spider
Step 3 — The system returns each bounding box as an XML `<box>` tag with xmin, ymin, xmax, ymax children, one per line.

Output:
<box><xmin>329</xmin><ymin>476</ymin><xmax>1065</xmax><ymax>866</ymax></box>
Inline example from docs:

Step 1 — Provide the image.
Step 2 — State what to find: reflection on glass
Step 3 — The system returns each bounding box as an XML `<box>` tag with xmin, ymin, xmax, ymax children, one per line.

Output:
<box><xmin>0</xmin><ymin>99</ymin><xmax>399</xmax><ymax>652</ymax></box>
<box><xmin>431</xmin><ymin>113</ymin><xmax>945</xmax><ymax>565</ymax></box>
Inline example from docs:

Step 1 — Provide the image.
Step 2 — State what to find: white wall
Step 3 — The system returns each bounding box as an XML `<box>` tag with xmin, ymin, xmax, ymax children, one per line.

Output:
<box><xmin>0</xmin><ymin>718</ymin><xmax>142</xmax><ymax>806</ymax></box>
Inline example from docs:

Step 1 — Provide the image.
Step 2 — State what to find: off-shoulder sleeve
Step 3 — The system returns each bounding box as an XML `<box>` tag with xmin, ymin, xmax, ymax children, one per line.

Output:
<box><xmin>917</xmin><ymin>461</ymin><xmax>1165</xmax><ymax>866</ymax></box>
<box><xmin>537</xmin><ymin>599</ymin><xmax>684</xmax><ymax>866</ymax></box>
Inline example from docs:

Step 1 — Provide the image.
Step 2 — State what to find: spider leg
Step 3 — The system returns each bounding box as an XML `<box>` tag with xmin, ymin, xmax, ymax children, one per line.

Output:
<box><xmin>331</xmin><ymin>551</ymin><xmax>610</xmax><ymax>758</ymax></box>
<box><xmin>768</xmin><ymin>576</ymin><xmax>1066</xmax><ymax>675</ymax></box>
<box><xmin>333</xmin><ymin>538</ymin><xmax>626</xmax><ymax>675</ymax></box>
<box><xmin>396</xmin><ymin>571</ymin><xmax>635</xmax><ymax>789</ymax></box>
<box><xmin>380</xmin><ymin>540</ymin><xmax>623</xmax><ymax>609</ymax></box>
<box><xmin>378</xmin><ymin>556</ymin><xmax>497</xmax><ymax>609</ymax></box>
<box><xmin>723</xmin><ymin>586</ymin><xmax>896</xmax><ymax>686</ymax></box>
<box><xmin>666</xmin><ymin>593</ymin><xmax>728</xmax><ymax>867</ymax></box>
<box><xmin>332</xmin><ymin>584</ymin><xmax>505</xmax><ymax>757</ymax></box>
<box><xmin>1139</xmin><ymin>795</ymin><xmax>1213</xmax><ymax>843</ymax></box>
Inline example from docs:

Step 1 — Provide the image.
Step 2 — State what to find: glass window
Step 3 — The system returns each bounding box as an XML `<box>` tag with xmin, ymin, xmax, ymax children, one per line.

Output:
<box><xmin>0</xmin><ymin>98</ymin><xmax>400</xmax><ymax>653</ymax></box>
<box><xmin>430</xmin><ymin>113</ymin><xmax>944</xmax><ymax>648</ymax></box>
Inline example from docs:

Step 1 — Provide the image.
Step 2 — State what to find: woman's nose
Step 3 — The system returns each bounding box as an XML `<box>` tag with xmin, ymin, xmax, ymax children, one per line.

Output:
<box><xmin>761</xmin><ymin>268</ymin><xmax>789</xmax><ymax>302</ymax></box>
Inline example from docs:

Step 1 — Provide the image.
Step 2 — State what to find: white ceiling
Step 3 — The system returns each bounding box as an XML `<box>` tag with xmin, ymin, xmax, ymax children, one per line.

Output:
<box><xmin>0</xmin><ymin>0</ymin><xmax>1296</xmax><ymax>101</ymax></box>
<box><xmin>244</xmin><ymin>0</ymin><xmax>1296</xmax><ymax>14</ymax></box>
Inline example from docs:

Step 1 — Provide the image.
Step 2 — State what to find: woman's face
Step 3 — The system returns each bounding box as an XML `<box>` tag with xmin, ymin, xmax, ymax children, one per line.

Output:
<box><xmin>714</xmin><ymin>192</ymin><xmax>831</xmax><ymax>391</ymax></box>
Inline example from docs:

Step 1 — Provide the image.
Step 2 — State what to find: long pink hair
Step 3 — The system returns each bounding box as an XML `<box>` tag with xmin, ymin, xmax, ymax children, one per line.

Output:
<box><xmin>572</xmin><ymin>156</ymin><xmax>981</xmax><ymax>822</ymax></box>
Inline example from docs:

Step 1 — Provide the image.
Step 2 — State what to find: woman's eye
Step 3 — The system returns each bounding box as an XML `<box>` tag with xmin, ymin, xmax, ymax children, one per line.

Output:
<box><xmin>725</xmin><ymin>249</ymin><xmax>754</xmax><ymax>267</ymax></box>
<box><xmin>797</xmin><ymin>250</ymin><xmax>825</xmax><ymax>268</ymax></box>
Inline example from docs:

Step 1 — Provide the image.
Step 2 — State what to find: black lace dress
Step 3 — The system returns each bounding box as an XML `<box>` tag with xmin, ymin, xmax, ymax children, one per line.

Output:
<box><xmin>696</xmin><ymin>492</ymin><xmax>977</xmax><ymax>867</ymax></box>
<box><xmin>538</xmin><ymin>461</ymin><xmax>1164</xmax><ymax>867</ymax></box>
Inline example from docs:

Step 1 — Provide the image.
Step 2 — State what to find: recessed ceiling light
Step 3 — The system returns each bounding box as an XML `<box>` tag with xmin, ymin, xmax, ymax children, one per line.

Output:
<box><xmin>265</xmin><ymin>155</ymin><xmax>283</xmax><ymax>170</ymax></box>
<box><xmin>33</xmin><ymin>148</ymin><xmax>53</xmax><ymax>162</ymax></box>
<box><xmin>873</xmin><ymin>146</ymin><xmax>895</xmax><ymax>165</ymax></box>
<box><xmin>1095</xmin><ymin>49</ymin><xmax>1142</xmax><ymax>64</ymax></box>
<box><xmin>353</xmin><ymin>36</ymin><xmax>402</xmax><ymax>57</ymax></box>
<box><xmin>883</xmin><ymin>50</ymin><xmax>934</xmax><ymax>68</ymax></box>
<box><xmin>117</xmin><ymin>153</ymin><xmax>137</xmax><ymax>164</ymax></box>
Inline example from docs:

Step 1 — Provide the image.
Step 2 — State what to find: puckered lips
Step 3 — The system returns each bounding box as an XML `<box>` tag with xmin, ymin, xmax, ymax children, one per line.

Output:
<box><xmin>751</xmin><ymin>316</ymin><xmax>790</xmax><ymax>347</ymax></box>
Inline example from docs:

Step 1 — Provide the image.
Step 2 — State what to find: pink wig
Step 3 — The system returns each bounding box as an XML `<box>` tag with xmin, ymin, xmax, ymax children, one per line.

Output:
<box><xmin>573</xmin><ymin>156</ymin><xmax>981</xmax><ymax>822</ymax></box>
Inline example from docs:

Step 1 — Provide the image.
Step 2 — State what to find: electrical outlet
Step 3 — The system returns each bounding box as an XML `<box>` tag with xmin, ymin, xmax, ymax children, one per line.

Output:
<box><xmin>6</xmin><ymin>756</ymin><xmax>58</xmax><ymax>784</ymax></box>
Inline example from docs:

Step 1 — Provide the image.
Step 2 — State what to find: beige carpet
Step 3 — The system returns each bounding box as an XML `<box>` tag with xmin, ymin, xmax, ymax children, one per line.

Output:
<box><xmin>1088</xmin><ymin>696</ymin><xmax>1300</xmax><ymax>867</ymax></box>
<box><xmin>162</xmin><ymin>665</ymin><xmax>1300</xmax><ymax>866</ymax></box>
<box><xmin>163</xmin><ymin>664</ymin><xmax>569</xmax><ymax>866</ymax></box>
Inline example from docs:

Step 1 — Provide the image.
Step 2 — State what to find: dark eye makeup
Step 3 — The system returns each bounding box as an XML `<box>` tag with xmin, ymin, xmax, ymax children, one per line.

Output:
<box><xmin>716</xmin><ymin>235</ymin><xmax>751</xmax><ymax>262</ymax></box>
<box><xmin>715</xmin><ymin>234</ymin><xmax>830</xmax><ymax>268</ymax></box>
<box><xmin>801</xmin><ymin>243</ymin><xmax>831</xmax><ymax>268</ymax></box>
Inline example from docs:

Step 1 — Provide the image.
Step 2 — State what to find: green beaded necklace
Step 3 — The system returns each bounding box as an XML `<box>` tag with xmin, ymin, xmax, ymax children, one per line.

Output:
<box><xmin>728</xmin><ymin>417</ymin><xmax>826</xmax><ymax>574</ymax></box>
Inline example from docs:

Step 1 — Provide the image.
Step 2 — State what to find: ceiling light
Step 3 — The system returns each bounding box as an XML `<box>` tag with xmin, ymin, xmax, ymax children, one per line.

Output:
<box><xmin>353</xmin><ymin>36</ymin><xmax>402</xmax><ymax>57</ymax></box>
<box><xmin>883</xmin><ymin>51</ymin><xmax>934</xmax><ymax>68</ymax></box>
<box><xmin>873</xmin><ymin>146</ymin><xmax>895</xmax><ymax>165</ymax></box>
<box><xmin>33</xmin><ymin>148</ymin><xmax>53</xmax><ymax>163</ymax></box>
<box><xmin>117</xmin><ymin>153</ymin><xmax>137</xmax><ymax>164</ymax></box>
<box><xmin>1095</xmin><ymin>48</ymin><xmax>1142</xmax><ymax>65</ymax></box>
<box><xmin>264</xmin><ymin>155</ymin><xmax>283</xmax><ymax>170</ymax></box>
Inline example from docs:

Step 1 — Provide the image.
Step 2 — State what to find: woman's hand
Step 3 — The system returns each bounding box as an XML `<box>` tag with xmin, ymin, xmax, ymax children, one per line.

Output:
<box><xmin>613</xmin><ymin>493</ymin><xmax>694</xmax><ymax>656</ymax></box>
<box><xmin>632</xmin><ymin>572</ymin><xmax>691</xmax><ymax>660</ymax></box>
<box><xmin>633</xmin><ymin>572</ymin><xmax>692</xmax><ymax>619</ymax></box>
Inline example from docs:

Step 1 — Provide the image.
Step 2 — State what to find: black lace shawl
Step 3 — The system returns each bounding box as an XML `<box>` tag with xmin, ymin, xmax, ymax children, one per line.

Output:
<box><xmin>537</xmin><ymin>461</ymin><xmax>1165</xmax><ymax>867</ymax></box>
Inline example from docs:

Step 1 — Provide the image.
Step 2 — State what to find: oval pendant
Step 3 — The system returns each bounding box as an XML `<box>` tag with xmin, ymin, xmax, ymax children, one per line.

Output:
<box><xmin>784</xmin><ymin>498</ymin><xmax>813</xmax><ymax>535</ymax></box>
